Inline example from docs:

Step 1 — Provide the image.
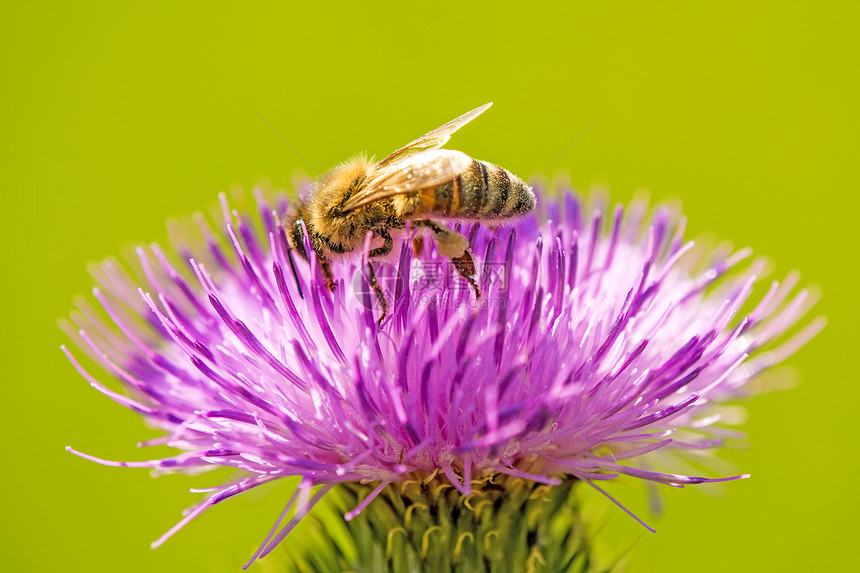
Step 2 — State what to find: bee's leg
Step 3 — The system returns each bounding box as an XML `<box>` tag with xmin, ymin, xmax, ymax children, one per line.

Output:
<box><xmin>412</xmin><ymin>235</ymin><xmax>425</xmax><ymax>258</ymax></box>
<box><xmin>413</xmin><ymin>220</ymin><xmax>469</xmax><ymax>258</ymax></box>
<box><xmin>309</xmin><ymin>232</ymin><xmax>336</xmax><ymax>291</ymax></box>
<box><xmin>293</xmin><ymin>218</ymin><xmax>336</xmax><ymax>292</ymax></box>
<box><xmin>451</xmin><ymin>250</ymin><xmax>481</xmax><ymax>299</ymax></box>
<box><xmin>414</xmin><ymin>220</ymin><xmax>480</xmax><ymax>299</ymax></box>
<box><xmin>365</xmin><ymin>259</ymin><xmax>388</xmax><ymax>326</ymax></box>
<box><xmin>365</xmin><ymin>229</ymin><xmax>392</xmax><ymax>325</ymax></box>
<box><xmin>316</xmin><ymin>252</ymin><xmax>337</xmax><ymax>291</ymax></box>
<box><xmin>369</xmin><ymin>229</ymin><xmax>393</xmax><ymax>258</ymax></box>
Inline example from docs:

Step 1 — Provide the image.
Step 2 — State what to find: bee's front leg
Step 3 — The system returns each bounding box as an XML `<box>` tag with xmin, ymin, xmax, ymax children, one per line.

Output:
<box><xmin>307</xmin><ymin>236</ymin><xmax>337</xmax><ymax>291</ymax></box>
<box><xmin>316</xmin><ymin>252</ymin><xmax>337</xmax><ymax>292</ymax></box>
<box><xmin>293</xmin><ymin>218</ymin><xmax>337</xmax><ymax>292</ymax></box>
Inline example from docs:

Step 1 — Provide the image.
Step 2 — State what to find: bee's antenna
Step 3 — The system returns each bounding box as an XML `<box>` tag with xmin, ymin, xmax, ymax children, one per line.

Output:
<box><xmin>543</xmin><ymin>107</ymin><xmax>608</xmax><ymax>173</ymax></box>
<box><xmin>285</xmin><ymin>245</ymin><xmax>305</xmax><ymax>300</ymax></box>
<box><xmin>253</xmin><ymin>109</ymin><xmax>320</xmax><ymax>177</ymax></box>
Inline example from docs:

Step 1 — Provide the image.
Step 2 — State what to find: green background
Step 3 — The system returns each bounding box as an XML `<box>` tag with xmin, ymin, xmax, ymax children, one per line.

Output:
<box><xmin>3</xmin><ymin>1</ymin><xmax>857</xmax><ymax>571</ymax></box>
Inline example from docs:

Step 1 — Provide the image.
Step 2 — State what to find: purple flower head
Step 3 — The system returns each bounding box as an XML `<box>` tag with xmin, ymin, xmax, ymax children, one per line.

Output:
<box><xmin>63</xmin><ymin>189</ymin><xmax>822</xmax><ymax>565</ymax></box>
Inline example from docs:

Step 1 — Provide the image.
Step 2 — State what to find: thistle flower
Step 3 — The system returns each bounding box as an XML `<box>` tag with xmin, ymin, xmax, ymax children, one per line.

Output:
<box><xmin>63</xmin><ymin>188</ymin><xmax>822</xmax><ymax>571</ymax></box>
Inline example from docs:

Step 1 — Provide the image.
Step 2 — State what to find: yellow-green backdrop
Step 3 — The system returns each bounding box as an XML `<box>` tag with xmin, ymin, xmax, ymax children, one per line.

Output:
<box><xmin>2</xmin><ymin>2</ymin><xmax>856</xmax><ymax>571</ymax></box>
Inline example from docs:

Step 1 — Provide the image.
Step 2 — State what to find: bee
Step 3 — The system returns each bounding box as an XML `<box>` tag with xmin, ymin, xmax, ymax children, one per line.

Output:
<box><xmin>287</xmin><ymin>102</ymin><xmax>536</xmax><ymax>323</ymax></box>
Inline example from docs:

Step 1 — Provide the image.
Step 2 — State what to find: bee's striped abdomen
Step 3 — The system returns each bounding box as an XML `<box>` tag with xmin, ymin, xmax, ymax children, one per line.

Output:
<box><xmin>466</xmin><ymin>159</ymin><xmax>535</xmax><ymax>220</ymax></box>
<box><xmin>418</xmin><ymin>159</ymin><xmax>535</xmax><ymax>221</ymax></box>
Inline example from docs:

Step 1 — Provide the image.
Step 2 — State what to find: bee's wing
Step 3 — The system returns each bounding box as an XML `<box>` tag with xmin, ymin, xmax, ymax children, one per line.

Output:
<box><xmin>376</xmin><ymin>102</ymin><xmax>492</xmax><ymax>168</ymax></box>
<box><xmin>341</xmin><ymin>149</ymin><xmax>472</xmax><ymax>213</ymax></box>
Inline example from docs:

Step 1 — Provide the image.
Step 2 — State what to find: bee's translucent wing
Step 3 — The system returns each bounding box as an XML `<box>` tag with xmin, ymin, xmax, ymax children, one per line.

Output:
<box><xmin>341</xmin><ymin>149</ymin><xmax>472</xmax><ymax>213</ymax></box>
<box><xmin>376</xmin><ymin>102</ymin><xmax>492</xmax><ymax>168</ymax></box>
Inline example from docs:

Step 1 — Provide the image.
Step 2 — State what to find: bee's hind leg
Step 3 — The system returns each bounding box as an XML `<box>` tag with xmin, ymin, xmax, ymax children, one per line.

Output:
<box><xmin>414</xmin><ymin>220</ymin><xmax>480</xmax><ymax>299</ymax></box>
<box><xmin>451</xmin><ymin>251</ymin><xmax>481</xmax><ymax>299</ymax></box>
